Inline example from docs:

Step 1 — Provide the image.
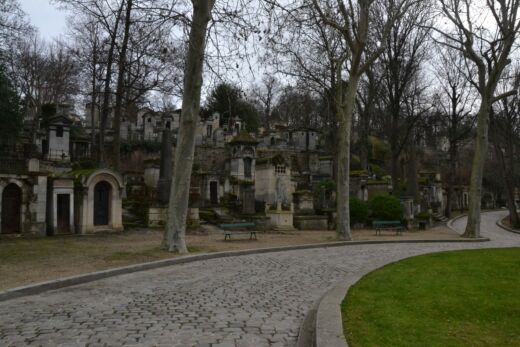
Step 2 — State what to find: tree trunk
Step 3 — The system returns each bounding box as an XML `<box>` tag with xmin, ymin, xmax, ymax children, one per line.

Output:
<box><xmin>463</xmin><ymin>98</ymin><xmax>491</xmax><ymax>238</ymax></box>
<box><xmin>492</xmin><ymin>116</ymin><xmax>520</xmax><ymax>228</ymax></box>
<box><xmin>495</xmin><ymin>141</ymin><xmax>520</xmax><ymax>227</ymax></box>
<box><xmin>391</xmin><ymin>152</ymin><xmax>400</xmax><ymax>194</ymax></box>
<box><xmin>406</xmin><ymin>136</ymin><xmax>418</xmax><ymax>201</ymax></box>
<box><xmin>98</xmin><ymin>2</ymin><xmax>124</xmax><ymax>166</ymax></box>
<box><xmin>90</xmin><ymin>34</ymin><xmax>99</xmax><ymax>160</ymax></box>
<box><xmin>336</xmin><ymin>75</ymin><xmax>358</xmax><ymax>241</ymax></box>
<box><xmin>444</xmin><ymin>145</ymin><xmax>457</xmax><ymax>218</ymax></box>
<box><xmin>505</xmin><ymin>134</ymin><xmax>520</xmax><ymax>227</ymax></box>
<box><xmin>112</xmin><ymin>0</ymin><xmax>133</xmax><ymax>171</ymax></box>
<box><xmin>162</xmin><ymin>0</ymin><xmax>214</xmax><ymax>253</ymax></box>
<box><xmin>390</xmin><ymin>107</ymin><xmax>400</xmax><ymax>193</ymax></box>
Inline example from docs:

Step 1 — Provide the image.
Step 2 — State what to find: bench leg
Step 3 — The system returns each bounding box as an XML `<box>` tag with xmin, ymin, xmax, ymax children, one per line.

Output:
<box><xmin>251</xmin><ymin>232</ymin><xmax>257</xmax><ymax>240</ymax></box>
<box><xmin>225</xmin><ymin>233</ymin><xmax>230</xmax><ymax>241</ymax></box>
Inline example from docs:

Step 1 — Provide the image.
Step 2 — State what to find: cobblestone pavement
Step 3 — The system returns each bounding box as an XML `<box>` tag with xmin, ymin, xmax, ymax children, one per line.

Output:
<box><xmin>1</xmin><ymin>211</ymin><xmax>518</xmax><ymax>347</ymax></box>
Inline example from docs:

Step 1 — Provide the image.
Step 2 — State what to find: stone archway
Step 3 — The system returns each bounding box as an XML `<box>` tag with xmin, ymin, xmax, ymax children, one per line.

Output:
<box><xmin>94</xmin><ymin>181</ymin><xmax>111</xmax><ymax>226</ymax></box>
<box><xmin>1</xmin><ymin>183</ymin><xmax>22</xmax><ymax>234</ymax></box>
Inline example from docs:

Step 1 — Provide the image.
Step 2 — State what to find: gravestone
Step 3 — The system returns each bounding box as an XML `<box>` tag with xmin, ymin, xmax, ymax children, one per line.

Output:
<box><xmin>242</xmin><ymin>186</ymin><xmax>256</xmax><ymax>214</ymax></box>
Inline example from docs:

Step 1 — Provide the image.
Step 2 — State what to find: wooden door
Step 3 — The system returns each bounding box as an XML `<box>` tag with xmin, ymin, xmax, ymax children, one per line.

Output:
<box><xmin>210</xmin><ymin>181</ymin><xmax>218</xmax><ymax>205</ymax></box>
<box><xmin>57</xmin><ymin>194</ymin><xmax>70</xmax><ymax>233</ymax></box>
<box><xmin>94</xmin><ymin>181</ymin><xmax>111</xmax><ymax>226</ymax></box>
<box><xmin>1</xmin><ymin>184</ymin><xmax>21</xmax><ymax>234</ymax></box>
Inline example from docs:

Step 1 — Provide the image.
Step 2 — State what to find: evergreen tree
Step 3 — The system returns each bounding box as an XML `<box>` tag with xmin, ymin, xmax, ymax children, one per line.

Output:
<box><xmin>0</xmin><ymin>66</ymin><xmax>21</xmax><ymax>142</ymax></box>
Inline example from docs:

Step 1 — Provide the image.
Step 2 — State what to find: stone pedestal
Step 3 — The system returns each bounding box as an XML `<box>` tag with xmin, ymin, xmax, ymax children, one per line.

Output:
<box><xmin>294</xmin><ymin>215</ymin><xmax>328</xmax><ymax>230</ymax></box>
<box><xmin>293</xmin><ymin>190</ymin><xmax>314</xmax><ymax>212</ymax></box>
<box><xmin>265</xmin><ymin>202</ymin><xmax>295</xmax><ymax>231</ymax></box>
<box><xmin>188</xmin><ymin>207</ymin><xmax>200</xmax><ymax>228</ymax></box>
<box><xmin>148</xmin><ymin>206</ymin><xmax>168</xmax><ymax>228</ymax></box>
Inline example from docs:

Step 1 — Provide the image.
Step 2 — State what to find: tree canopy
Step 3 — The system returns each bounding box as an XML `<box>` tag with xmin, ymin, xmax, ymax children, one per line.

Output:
<box><xmin>204</xmin><ymin>82</ymin><xmax>259</xmax><ymax>132</ymax></box>
<box><xmin>0</xmin><ymin>66</ymin><xmax>21</xmax><ymax>143</ymax></box>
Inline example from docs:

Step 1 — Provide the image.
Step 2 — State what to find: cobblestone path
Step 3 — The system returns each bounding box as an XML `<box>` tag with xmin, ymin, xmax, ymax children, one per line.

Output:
<box><xmin>1</xmin><ymin>211</ymin><xmax>518</xmax><ymax>347</ymax></box>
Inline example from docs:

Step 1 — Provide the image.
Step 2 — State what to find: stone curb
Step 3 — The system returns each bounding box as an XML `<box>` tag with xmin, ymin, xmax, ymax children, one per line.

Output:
<box><xmin>314</xmin><ymin>215</ymin><xmax>490</xmax><ymax>347</ymax></box>
<box><xmin>0</xmin><ymin>237</ymin><xmax>489</xmax><ymax>303</ymax></box>
<box><xmin>446</xmin><ymin>213</ymin><xmax>468</xmax><ymax>233</ymax></box>
<box><xmin>496</xmin><ymin>217</ymin><xmax>520</xmax><ymax>235</ymax></box>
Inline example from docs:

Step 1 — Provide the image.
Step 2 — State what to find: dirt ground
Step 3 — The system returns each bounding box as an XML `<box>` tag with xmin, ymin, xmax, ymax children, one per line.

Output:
<box><xmin>0</xmin><ymin>224</ymin><xmax>460</xmax><ymax>291</ymax></box>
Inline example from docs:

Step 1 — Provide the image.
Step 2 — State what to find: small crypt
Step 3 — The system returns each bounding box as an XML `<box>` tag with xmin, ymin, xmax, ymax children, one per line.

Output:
<box><xmin>73</xmin><ymin>168</ymin><xmax>125</xmax><ymax>234</ymax></box>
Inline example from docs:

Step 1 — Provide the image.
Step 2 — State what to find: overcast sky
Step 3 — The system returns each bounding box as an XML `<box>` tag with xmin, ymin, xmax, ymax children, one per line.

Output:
<box><xmin>20</xmin><ymin>0</ymin><xmax>67</xmax><ymax>40</ymax></box>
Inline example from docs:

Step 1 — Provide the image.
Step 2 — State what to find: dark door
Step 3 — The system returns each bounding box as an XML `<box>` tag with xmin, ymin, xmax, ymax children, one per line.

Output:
<box><xmin>1</xmin><ymin>183</ymin><xmax>21</xmax><ymax>234</ymax></box>
<box><xmin>210</xmin><ymin>181</ymin><xmax>218</xmax><ymax>205</ymax></box>
<box><xmin>57</xmin><ymin>194</ymin><xmax>70</xmax><ymax>233</ymax></box>
<box><xmin>94</xmin><ymin>181</ymin><xmax>111</xmax><ymax>226</ymax></box>
<box><xmin>244</xmin><ymin>158</ymin><xmax>252</xmax><ymax>178</ymax></box>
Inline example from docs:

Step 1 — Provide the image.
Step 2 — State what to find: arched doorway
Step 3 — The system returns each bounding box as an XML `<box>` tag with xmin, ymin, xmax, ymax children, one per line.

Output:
<box><xmin>1</xmin><ymin>183</ymin><xmax>22</xmax><ymax>234</ymax></box>
<box><xmin>94</xmin><ymin>181</ymin><xmax>111</xmax><ymax>226</ymax></box>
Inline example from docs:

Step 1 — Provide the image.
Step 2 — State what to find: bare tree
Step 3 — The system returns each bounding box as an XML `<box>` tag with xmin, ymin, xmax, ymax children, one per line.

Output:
<box><xmin>265</xmin><ymin>0</ymin><xmax>415</xmax><ymax>240</ymax></box>
<box><xmin>8</xmin><ymin>35</ymin><xmax>79</xmax><ymax>141</ymax></box>
<box><xmin>250</xmin><ymin>74</ymin><xmax>280</xmax><ymax>130</ymax></box>
<box><xmin>54</xmin><ymin>0</ymin><xmax>126</xmax><ymax>164</ymax></box>
<box><xmin>68</xmin><ymin>15</ymin><xmax>104</xmax><ymax>150</ymax></box>
<box><xmin>0</xmin><ymin>0</ymin><xmax>30</xmax><ymax>49</ymax></box>
<box><xmin>112</xmin><ymin>0</ymin><xmax>133</xmax><ymax>170</ymax></box>
<box><xmin>162</xmin><ymin>0</ymin><xmax>215</xmax><ymax>253</ymax></box>
<box><xmin>355</xmin><ymin>65</ymin><xmax>382</xmax><ymax>170</ymax></box>
<box><xmin>378</xmin><ymin>0</ymin><xmax>432</xmax><ymax>193</ymax></box>
<box><xmin>433</xmin><ymin>47</ymin><xmax>476</xmax><ymax>218</ymax></box>
<box><xmin>309</xmin><ymin>0</ymin><xmax>415</xmax><ymax>240</ymax></box>
<box><xmin>436</xmin><ymin>0</ymin><xmax>520</xmax><ymax>237</ymax></box>
<box><xmin>490</xmin><ymin>69</ymin><xmax>520</xmax><ymax>227</ymax></box>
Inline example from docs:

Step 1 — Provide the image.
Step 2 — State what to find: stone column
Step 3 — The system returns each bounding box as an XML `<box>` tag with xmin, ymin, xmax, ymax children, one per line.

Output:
<box><xmin>157</xmin><ymin>130</ymin><xmax>172</xmax><ymax>205</ymax></box>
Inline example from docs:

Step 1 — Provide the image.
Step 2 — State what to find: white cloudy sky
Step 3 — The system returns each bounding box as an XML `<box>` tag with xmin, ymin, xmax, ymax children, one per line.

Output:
<box><xmin>20</xmin><ymin>0</ymin><xmax>67</xmax><ymax>40</ymax></box>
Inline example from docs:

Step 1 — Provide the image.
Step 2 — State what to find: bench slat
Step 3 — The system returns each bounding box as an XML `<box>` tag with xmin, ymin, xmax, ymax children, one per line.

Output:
<box><xmin>219</xmin><ymin>223</ymin><xmax>255</xmax><ymax>229</ymax></box>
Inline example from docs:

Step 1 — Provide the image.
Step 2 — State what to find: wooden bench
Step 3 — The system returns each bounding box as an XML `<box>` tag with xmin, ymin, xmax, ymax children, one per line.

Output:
<box><xmin>219</xmin><ymin>223</ymin><xmax>257</xmax><ymax>241</ymax></box>
<box><xmin>373</xmin><ymin>220</ymin><xmax>404</xmax><ymax>236</ymax></box>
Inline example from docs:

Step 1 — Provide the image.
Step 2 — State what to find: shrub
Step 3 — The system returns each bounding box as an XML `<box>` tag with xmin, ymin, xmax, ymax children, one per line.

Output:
<box><xmin>369</xmin><ymin>195</ymin><xmax>403</xmax><ymax>221</ymax></box>
<box><xmin>370</xmin><ymin>164</ymin><xmax>386</xmax><ymax>179</ymax></box>
<box><xmin>350</xmin><ymin>197</ymin><xmax>368</xmax><ymax>226</ymax></box>
<box><xmin>350</xmin><ymin>155</ymin><xmax>362</xmax><ymax>170</ymax></box>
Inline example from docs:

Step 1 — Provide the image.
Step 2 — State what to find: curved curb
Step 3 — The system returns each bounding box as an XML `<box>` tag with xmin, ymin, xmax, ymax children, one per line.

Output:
<box><xmin>496</xmin><ymin>218</ymin><xmax>520</xmax><ymax>235</ymax></box>
<box><xmin>314</xmin><ymin>237</ymin><xmax>490</xmax><ymax>347</ymax></box>
<box><xmin>315</xmin><ymin>280</ymin><xmax>352</xmax><ymax>347</ymax></box>
<box><xmin>446</xmin><ymin>213</ymin><xmax>468</xmax><ymax>233</ymax></box>
<box><xmin>0</xmin><ymin>238</ymin><xmax>489</xmax><ymax>303</ymax></box>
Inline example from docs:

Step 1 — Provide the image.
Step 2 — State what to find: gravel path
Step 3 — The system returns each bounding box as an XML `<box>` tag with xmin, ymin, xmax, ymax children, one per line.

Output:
<box><xmin>1</xmin><ymin>211</ymin><xmax>518</xmax><ymax>347</ymax></box>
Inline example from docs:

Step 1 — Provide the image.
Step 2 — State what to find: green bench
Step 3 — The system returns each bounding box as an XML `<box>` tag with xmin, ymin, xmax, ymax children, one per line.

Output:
<box><xmin>219</xmin><ymin>223</ymin><xmax>257</xmax><ymax>240</ymax></box>
<box><xmin>373</xmin><ymin>220</ymin><xmax>404</xmax><ymax>236</ymax></box>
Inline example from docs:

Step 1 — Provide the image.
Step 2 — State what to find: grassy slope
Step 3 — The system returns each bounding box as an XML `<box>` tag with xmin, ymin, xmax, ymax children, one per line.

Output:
<box><xmin>343</xmin><ymin>248</ymin><xmax>520</xmax><ymax>347</ymax></box>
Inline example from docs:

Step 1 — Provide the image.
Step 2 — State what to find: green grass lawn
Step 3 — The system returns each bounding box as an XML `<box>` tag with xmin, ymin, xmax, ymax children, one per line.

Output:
<box><xmin>342</xmin><ymin>248</ymin><xmax>520</xmax><ymax>347</ymax></box>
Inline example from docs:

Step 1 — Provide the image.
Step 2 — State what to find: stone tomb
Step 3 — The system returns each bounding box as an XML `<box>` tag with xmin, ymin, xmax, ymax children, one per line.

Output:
<box><xmin>75</xmin><ymin>169</ymin><xmax>124</xmax><ymax>233</ymax></box>
<box><xmin>293</xmin><ymin>190</ymin><xmax>328</xmax><ymax>230</ymax></box>
<box><xmin>47</xmin><ymin>178</ymin><xmax>75</xmax><ymax>234</ymax></box>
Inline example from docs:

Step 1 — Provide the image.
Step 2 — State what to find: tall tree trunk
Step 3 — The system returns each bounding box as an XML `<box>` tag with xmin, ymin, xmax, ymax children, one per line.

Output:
<box><xmin>391</xmin><ymin>152</ymin><xmax>400</xmax><ymax>194</ymax></box>
<box><xmin>90</xmin><ymin>40</ymin><xmax>98</xmax><ymax>159</ymax></box>
<box><xmin>505</xmin><ymin>134</ymin><xmax>520</xmax><ymax>227</ymax></box>
<box><xmin>444</xmin><ymin>145</ymin><xmax>457</xmax><ymax>218</ymax></box>
<box><xmin>494</xmin><ymin>140</ymin><xmax>520</xmax><ymax>227</ymax></box>
<box><xmin>336</xmin><ymin>74</ymin><xmax>358</xmax><ymax>241</ymax></box>
<box><xmin>98</xmin><ymin>2</ymin><xmax>124</xmax><ymax>166</ymax></box>
<box><xmin>112</xmin><ymin>0</ymin><xmax>133</xmax><ymax>171</ymax></box>
<box><xmin>464</xmin><ymin>97</ymin><xmax>491</xmax><ymax>238</ymax></box>
<box><xmin>406</xmin><ymin>136</ymin><xmax>418</xmax><ymax>201</ymax></box>
<box><xmin>163</xmin><ymin>0</ymin><xmax>215</xmax><ymax>253</ymax></box>
<box><xmin>390</xmin><ymin>109</ymin><xmax>400</xmax><ymax>193</ymax></box>
<box><xmin>492</xmin><ymin>115</ymin><xmax>520</xmax><ymax>228</ymax></box>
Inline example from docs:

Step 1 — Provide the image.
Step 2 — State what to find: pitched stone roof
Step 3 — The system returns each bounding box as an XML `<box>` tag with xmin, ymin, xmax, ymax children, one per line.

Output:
<box><xmin>229</xmin><ymin>131</ymin><xmax>259</xmax><ymax>145</ymax></box>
